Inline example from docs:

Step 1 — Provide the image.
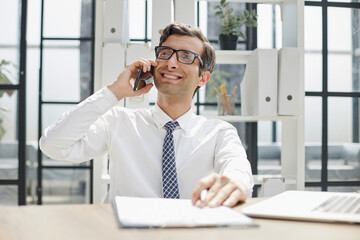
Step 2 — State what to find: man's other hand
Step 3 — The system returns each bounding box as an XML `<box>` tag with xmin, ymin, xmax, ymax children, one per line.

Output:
<box><xmin>191</xmin><ymin>173</ymin><xmax>247</xmax><ymax>208</ymax></box>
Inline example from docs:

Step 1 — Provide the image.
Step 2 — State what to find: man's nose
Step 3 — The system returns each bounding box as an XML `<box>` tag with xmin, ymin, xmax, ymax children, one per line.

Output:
<box><xmin>166</xmin><ymin>52</ymin><xmax>179</xmax><ymax>69</ymax></box>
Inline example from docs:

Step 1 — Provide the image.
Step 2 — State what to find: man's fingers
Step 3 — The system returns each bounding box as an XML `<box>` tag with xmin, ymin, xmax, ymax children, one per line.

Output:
<box><xmin>207</xmin><ymin>178</ymin><xmax>236</xmax><ymax>208</ymax></box>
<box><xmin>194</xmin><ymin>199</ymin><xmax>207</xmax><ymax>208</ymax></box>
<box><xmin>191</xmin><ymin>173</ymin><xmax>217</xmax><ymax>204</ymax></box>
<box><xmin>223</xmin><ymin>181</ymin><xmax>247</xmax><ymax>207</ymax></box>
<box><xmin>132</xmin><ymin>83</ymin><xmax>153</xmax><ymax>96</ymax></box>
<box><xmin>192</xmin><ymin>174</ymin><xmax>248</xmax><ymax>208</ymax></box>
<box><xmin>223</xmin><ymin>189</ymin><xmax>245</xmax><ymax>207</ymax></box>
<box><xmin>205</xmin><ymin>175</ymin><xmax>230</xmax><ymax>204</ymax></box>
<box><xmin>130</xmin><ymin>58</ymin><xmax>156</xmax><ymax>79</ymax></box>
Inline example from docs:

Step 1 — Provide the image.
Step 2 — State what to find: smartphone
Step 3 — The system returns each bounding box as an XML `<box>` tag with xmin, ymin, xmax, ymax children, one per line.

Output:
<box><xmin>133</xmin><ymin>66</ymin><xmax>154</xmax><ymax>91</ymax></box>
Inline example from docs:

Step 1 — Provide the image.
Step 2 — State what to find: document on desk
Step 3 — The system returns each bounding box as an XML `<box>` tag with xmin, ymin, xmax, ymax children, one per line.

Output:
<box><xmin>113</xmin><ymin>196</ymin><xmax>257</xmax><ymax>228</ymax></box>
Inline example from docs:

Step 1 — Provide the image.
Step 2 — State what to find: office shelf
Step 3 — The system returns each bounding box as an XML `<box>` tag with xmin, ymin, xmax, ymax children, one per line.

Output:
<box><xmin>215</xmin><ymin>50</ymin><xmax>251</xmax><ymax>64</ymax></box>
<box><xmin>199</xmin><ymin>0</ymin><xmax>305</xmax><ymax>193</ymax></box>
<box><xmin>205</xmin><ymin>115</ymin><xmax>297</xmax><ymax>122</ymax></box>
<box><xmin>253</xmin><ymin>174</ymin><xmax>297</xmax><ymax>185</ymax></box>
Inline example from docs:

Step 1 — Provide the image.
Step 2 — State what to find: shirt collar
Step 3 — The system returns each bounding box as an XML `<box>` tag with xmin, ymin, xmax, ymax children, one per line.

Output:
<box><xmin>152</xmin><ymin>104</ymin><xmax>194</xmax><ymax>132</ymax></box>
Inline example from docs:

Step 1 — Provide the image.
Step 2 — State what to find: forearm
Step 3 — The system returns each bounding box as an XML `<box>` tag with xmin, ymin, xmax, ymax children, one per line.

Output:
<box><xmin>214</xmin><ymin>126</ymin><xmax>254</xmax><ymax>198</ymax></box>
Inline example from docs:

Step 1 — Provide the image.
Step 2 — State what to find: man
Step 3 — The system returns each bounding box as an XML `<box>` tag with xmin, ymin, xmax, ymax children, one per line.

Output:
<box><xmin>40</xmin><ymin>22</ymin><xmax>253</xmax><ymax>208</ymax></box>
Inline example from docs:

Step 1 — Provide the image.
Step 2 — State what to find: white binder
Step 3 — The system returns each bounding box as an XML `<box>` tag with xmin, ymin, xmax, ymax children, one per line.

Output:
<box><xmin>241</xmin><ymin>49</ymin><xmax>278</xmax><ymax>116</ymax></box>
<box><xmin>103</xmin><ymin>0</ymin><xmax>128</xmax><ymax>44</ymax></box>
<box><xmin>278</xmin><ymin>47</ymin><xmax>301</xmax><ymax>115</ymax></box>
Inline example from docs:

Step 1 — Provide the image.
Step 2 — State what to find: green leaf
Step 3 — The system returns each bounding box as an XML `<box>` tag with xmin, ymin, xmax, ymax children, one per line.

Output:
<box><xmin>244</xmin><ymin>9</ymin><xmax>249</xmax><ymax>17</ymax></box>
<box><xmin>237</xmin><ymin>15</ymin><xmax>245</xmax><ymax>22</ymax></box>
<box><xmin>0</xmin><ymin>72</ymin><xmax>12</xmax><ymax>85</ymax></box>
<box><xmin>239</xmin><ymin>32</ymin><xmax>247</xmax><ymax>40</ymax></box>
<box><xmin>246</xmin><ymin>20</ymin><xmax>258</xmax><ymax>27</ymax></box>
<box><xmin>0</xmin><ymin>60</ymin><xmax>11</xmax><ymax>67</ymax></box>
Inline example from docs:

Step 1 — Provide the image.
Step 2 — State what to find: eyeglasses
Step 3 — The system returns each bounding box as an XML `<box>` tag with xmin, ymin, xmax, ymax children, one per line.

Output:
<box><xmin>155</xmin><ymin>46</ymin><xmax>204</xmax><ymax>68</ymax></box>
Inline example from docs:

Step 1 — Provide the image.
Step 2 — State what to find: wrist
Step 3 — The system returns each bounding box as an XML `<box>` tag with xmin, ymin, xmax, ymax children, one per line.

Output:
<box><xmin>107</xmin><ymin>83</ymin><xmax>124</xmax><ymax>101</ymax></box>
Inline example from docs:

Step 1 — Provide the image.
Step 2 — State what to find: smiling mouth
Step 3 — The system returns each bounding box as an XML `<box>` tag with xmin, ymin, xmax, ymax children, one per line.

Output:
<box><xmin>162</xmin><ymin>73</ymin><xmax>182</xmax><ymax>80</ymax></box>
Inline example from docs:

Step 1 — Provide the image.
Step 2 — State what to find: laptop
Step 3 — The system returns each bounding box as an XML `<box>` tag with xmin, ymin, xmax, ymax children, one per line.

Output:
<box><xmin>242</xmin><ymin>190</ymin><xmax>360</xmax><ymax>223</ymax></box>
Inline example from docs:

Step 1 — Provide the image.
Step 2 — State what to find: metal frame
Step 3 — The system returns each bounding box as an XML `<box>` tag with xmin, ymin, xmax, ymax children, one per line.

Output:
<box><xmin>18</xmin><ymin>0</ymin><xmax>27</xmax><ymax>206</ymax></box>
<box><xmin>37</xmin><ymin>0</ymin><xmax>95</xmax><ymax>204</ymax></box>
<box><xmin>305</xmin><ymin>0</ymin><xmax>360</xmax><ymax>190</ymax></box>
<box><xmin>0</xmin><ymin>0</ymin><xmax>27</xmax><ymax>205</ymax></box>
<box><xmin>245</xmin><ymin>3</ymin><xmax>258</xmax><ymax>180</ymax></box>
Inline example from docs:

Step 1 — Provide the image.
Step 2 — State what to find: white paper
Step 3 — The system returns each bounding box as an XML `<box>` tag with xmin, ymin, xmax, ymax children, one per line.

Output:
<box><xmin>113</xmin><ymin>196</ymin><xmax>256</xmax><ymax>228</ymax></box>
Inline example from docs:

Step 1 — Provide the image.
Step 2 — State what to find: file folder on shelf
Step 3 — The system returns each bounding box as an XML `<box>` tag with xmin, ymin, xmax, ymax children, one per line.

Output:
<box><xmin>278</xmin><ymin>47</ymin><xmax>301</xmax><ymax>115</ymax></box>
<box><xmin>241</xmin><ymin>49</ymin><xmax>278</xmax><ymax>116</ymax></box>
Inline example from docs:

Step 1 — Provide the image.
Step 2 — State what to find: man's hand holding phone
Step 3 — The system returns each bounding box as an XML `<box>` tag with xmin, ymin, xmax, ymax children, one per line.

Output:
<box><xmin>107</xmin><ymin>59</ymin><xmax>156</xmax><ymax>101</ymax></box>
<box><xmin>133</xmin><ymin>65</ymin><xmax>154</xmax><ymax>91</ymax></box>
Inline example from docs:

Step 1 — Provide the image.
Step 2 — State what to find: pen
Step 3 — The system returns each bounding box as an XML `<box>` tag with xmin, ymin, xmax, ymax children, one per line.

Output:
<box><xmin>200</xmin><ymin>189</ymin><xmax>208</xmax><ymax>202</ymax></box>
<box><xmin>214</xmin><ymin>87</ymin><xmax>221</xmax><ymax>97</ymax></box>
<box><xmin>220</xmin><ymin>84</ymin><xmax>227</xmax><ymax>95</ymax></box>
<box><xmin>231</xmin><ymin>85</ymin><xmax>237</xmax><ymax>96</ymax></box>
<box><xmin>228</xmin><ymin>86</ymin><xmax>237</xmax><ymax>115</ymax></box>
<box><xmin>215</xmin><ymin>87</ymin><xmax>227</xmax><ymax>115</ymax></box>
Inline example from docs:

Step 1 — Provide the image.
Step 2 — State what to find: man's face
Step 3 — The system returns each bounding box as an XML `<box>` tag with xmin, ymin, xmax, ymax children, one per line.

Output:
<box><xmin>153</xmin><ymin>34</ymin><xmax>205</xmax><ymax>98</ymax></box>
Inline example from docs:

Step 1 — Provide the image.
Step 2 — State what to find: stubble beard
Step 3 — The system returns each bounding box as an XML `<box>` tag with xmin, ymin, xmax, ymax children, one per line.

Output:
<box><xmin>153</xmin><ymin>71</ymin><xmax>186</xmax><ymax>97</ymax></box>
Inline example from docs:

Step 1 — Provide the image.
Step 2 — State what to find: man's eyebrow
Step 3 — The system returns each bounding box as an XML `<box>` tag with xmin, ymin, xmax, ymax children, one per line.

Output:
<box><xmin>160</xmin><ymin>45</ymin><xmax>201</xmax><ymax>56</ymax></box>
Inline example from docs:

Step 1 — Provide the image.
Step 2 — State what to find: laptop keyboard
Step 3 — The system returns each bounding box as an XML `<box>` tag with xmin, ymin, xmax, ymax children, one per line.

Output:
<box><xmin>312</xmin><ymin>195</ymin><xmax>360</xmax><ymax>215</ymax></box>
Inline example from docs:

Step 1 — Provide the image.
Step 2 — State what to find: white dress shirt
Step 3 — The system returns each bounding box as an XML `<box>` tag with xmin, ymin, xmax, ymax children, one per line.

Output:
<box><xmin>40</xmin><ymin>87</ymin><xmax>253</xmax><ymax>203</ymax></box>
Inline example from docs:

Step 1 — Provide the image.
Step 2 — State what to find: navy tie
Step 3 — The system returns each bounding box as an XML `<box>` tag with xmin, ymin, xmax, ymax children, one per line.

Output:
<box><xmin>162</xmin><ymin>121</ymin><xmax>180</xmax><ymax>198</ymax></box>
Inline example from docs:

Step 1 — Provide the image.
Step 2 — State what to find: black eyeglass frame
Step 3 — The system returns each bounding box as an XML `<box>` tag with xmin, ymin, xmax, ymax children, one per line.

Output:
<box><xmin>155</xmin><ymin>46</ymin><xmax>204</xmax><ymax>68</ymax></box>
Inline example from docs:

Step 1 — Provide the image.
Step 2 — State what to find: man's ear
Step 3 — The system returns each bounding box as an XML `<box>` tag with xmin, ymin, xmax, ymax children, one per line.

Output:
<box><xmin>198</xmin><ymin>71</ymin><xmax>211</xmax><ymax>87</ymax></box>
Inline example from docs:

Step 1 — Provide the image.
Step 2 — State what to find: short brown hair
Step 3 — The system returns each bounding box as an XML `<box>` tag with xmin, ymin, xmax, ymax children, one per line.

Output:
<box><xmin>159</xmin><ymin>22</ymin><xmax>216</xmax><ymax>74</ymax></box>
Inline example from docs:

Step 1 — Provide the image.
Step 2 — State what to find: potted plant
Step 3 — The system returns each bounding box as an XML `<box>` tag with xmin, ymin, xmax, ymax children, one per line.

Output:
<box><xmin>0</xmin><ymin>60</ymin><xmax>15</xmax><ymax>142</ymax></box>
<box><xmin>214</xmin><ymin>0</ymin><xmax>258</xmax><ymax>50</ymax></box>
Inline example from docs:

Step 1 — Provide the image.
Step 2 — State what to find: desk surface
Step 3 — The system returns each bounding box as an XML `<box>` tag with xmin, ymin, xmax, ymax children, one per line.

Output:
<box><xmin>1</xmin><ymin>199</ymin><xmax>359</xmax><ymax>240</ymax></box>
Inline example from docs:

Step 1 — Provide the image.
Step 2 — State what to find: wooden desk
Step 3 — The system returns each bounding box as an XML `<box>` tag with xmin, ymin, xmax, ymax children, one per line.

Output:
<box><xmin>0</xmin><ymin>199</ymin><xmax>359</xmax><ymax>240</ymax></box>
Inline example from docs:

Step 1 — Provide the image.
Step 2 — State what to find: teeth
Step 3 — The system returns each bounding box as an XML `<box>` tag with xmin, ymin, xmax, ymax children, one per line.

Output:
<box><xmin>164</xmin><ymin>74</ymin><xmax>178</xmax><ymax>80</ymax></box>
